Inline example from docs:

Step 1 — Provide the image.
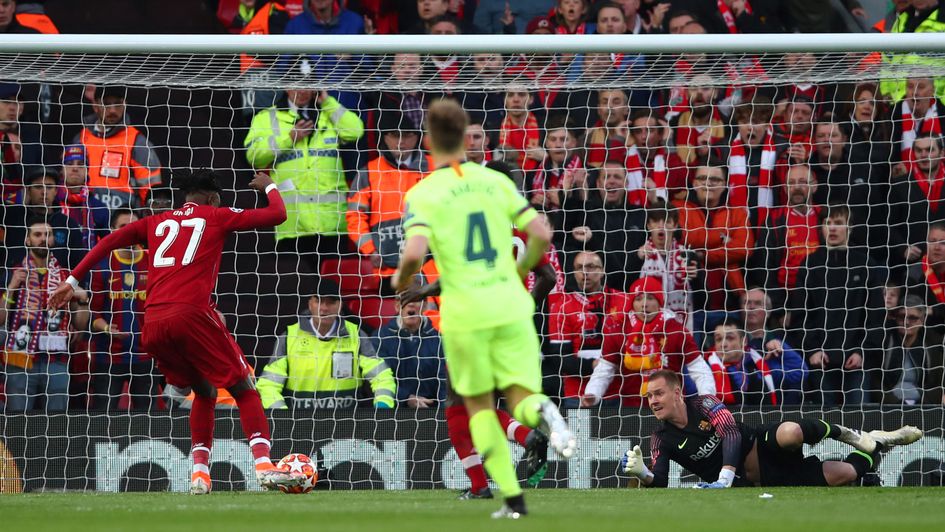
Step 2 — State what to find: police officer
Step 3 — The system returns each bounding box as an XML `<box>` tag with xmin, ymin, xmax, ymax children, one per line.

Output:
<box><xmin>257</xmin><ymin>279</ymin><xmax>395</xmax><ymax>409</ymax></box>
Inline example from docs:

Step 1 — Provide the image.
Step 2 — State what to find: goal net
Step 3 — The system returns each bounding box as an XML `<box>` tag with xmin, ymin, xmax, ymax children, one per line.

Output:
<box><xmin>0</xmin><ymin>34</ymin><xmax>943</xmax><ymax>492</ymax></box>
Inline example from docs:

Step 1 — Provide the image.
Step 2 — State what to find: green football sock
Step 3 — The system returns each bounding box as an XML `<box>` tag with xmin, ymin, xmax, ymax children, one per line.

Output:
<box><xmin>469</xmin><ymin>409</ymin><xmax>522</xmax><ymax>498</ymax></box>
<box><xmin>513</xmin><ymin>393</ymin><xmax>548</xmax><ymax>428</ymax></box>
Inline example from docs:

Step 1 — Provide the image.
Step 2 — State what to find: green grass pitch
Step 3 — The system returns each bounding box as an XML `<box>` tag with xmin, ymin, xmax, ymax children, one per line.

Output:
<box><xmin>3</xmin><ymin>488</ymin><xmax>944</xmax><ymax>532</ymax></box>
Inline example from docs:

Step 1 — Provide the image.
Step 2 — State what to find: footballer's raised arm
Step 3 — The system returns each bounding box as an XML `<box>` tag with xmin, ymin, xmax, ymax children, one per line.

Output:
<box><xmin>221</xmin><ymin>172</ymin><xmax>288</xmax><ymax>231</ymax></box>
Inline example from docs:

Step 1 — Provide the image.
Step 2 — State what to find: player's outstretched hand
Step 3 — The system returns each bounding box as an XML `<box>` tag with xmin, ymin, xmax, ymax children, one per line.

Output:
<box><xmin>48</xmin><ymin>283</ymin><xmax>75</xmax><ymax>310</ymax></box>
<box><xmin>694</xmin><ymin>481</ymin><xmax>728</xmax><ymax>489</ymax></box>
<box><xmin>621</xmin><ymin>445</ymin><xmax>645</xmax><ymax>477</ymax></box>
<box><xmin>249</xmin><ymin>172</ymin><xmax>275</xmax><ymax>192</ymax></box>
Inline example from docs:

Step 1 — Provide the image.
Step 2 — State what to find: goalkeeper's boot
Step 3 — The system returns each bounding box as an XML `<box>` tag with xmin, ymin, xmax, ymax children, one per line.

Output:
<box><xmin>458</xmin><ymin>487</ymin><xmax>493</xmax><ymax>500</ymax></box>
<box><xmin>836</xmin><ymin>425</ymin><xmax>877</xmax><ymax>454</ymax></box>
<box><xmin>869</xmin><ymin>426</ymin><xmax>923</xmax><ymax>449</ymax></box>
<box><xmin>255</xmin><ymin>461</ymin><xmax>306</xmax><ymax>491</ymax></box>
<box><xmin>190</xmin><ymin>471</ymin><xmax>211</xmax><ymax>495</ymax></box>
<box><xmin>522</xmin><ymin>430</ymin><xmax>549</xmax><ymax>488</ymax></box>
<box><xmin>491</xmin><ymin>495</ymin><xmax>527</xmax><ymax>519</ymax></box>
<box><xmin>538</xmin><ymin>400</ymin><xmax>577</xmax><ymax>459</ymax></box>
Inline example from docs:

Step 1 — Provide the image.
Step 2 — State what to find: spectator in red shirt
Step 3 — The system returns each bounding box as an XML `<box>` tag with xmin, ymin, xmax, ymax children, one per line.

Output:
<box><xmin>551</xmin><ymin>0</ymin><xmax>594</xmax><ymax>34</ymax></box>
<box><xmin>547</xmin><ymin>251</ymin><xmax>625</xmax><ymax>407</ymax></box>
<box><xmin>670</xmin><ymin>76</ymin><xmax>727</xmax><ymax>166</ymax></box>
<box><xmin>748</xmin><ymin>164</ymin><xmax>821</xmax><ymax>311</ymax></box>
<box><xmin>497</xmin><ymin>85</ymin><xmax>541</xmax><ymax>169</ymax></box>
<box><xmin>580</xmin><ymin>276</ymin><xmax>715</xmax><ymax>407</ymax></box>
<box><xmin>626</xmin><ymin>109</ymin><xmax>680</xmax><ymax>204</ymax></box>
<box><xmin>775</xmin><ymin>96</ymin><xmax>817</xmax><ymax>175</ymax></box>
<box><xmin>727</xmin><ymin>97</ymin><xmax>782</xmax><ymax>226</ymax></box>
<box><xmin>586</xmin><ymin>89</ymin><xmax>629</xmax><ymax>169</ymax></box>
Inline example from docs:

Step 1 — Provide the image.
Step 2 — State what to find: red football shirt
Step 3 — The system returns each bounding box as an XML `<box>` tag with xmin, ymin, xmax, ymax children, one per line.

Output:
<box><xmin>69</xmin><ymin>188</ymin><xmax>286</xmax><ymax>314</ymax></box>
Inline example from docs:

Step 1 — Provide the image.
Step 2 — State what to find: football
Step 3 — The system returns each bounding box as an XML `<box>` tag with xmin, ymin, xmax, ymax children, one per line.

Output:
<box><xmin>276</xmin><ymin>453</ymin><xmax>319</xmax><ymax>494</ymax></box>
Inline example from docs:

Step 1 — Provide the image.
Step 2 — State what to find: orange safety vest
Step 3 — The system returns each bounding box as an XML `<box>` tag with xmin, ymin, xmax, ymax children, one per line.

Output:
<box><xmin>240</xmin><ymin>2</ymin><xmax>287</xmax><ymax>73</ymax></box>
<box><xmin>80</xmin><ymin>125</ymin><xmax>154</xmax><ymax>200</ymax></box>
<box><xmin>347</xmin><ymin>154</ymin><xmax>432</xmax><ymax>276</ymax></box>
<box><xmin>15</xmin><ymin>13</ymin><xmax>59</xmax><ymax>34</ymax></box>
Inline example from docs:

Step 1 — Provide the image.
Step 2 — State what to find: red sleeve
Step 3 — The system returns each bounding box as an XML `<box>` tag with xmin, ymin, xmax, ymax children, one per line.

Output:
<box><xmin>218</xmin><ymin>188</ymin><xmax>287</xmax><ymax>232</ymax></box>
<box><xmin>601</xmin><ymin>310</ymin><xmax>627</xmax><ymax>366</ymax></box>
<box><xmin>69</xmin><ymin>220</ymin><xmax>148</xmax><ymax>282</ymax></box>
<box><xmin>548</xmin><ymin>295</ymin><xmax>581</xmax><ymax>351</ymax></box>
<box><xmin>662</xmin><ymin>317</ymin><xmax>702</xmax><ymax>371</ymax></box>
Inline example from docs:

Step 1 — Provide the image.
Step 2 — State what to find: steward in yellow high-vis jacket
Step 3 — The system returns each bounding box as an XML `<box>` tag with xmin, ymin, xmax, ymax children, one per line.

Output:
<box><xmin>245</xmin><ymin>88</ymin><xmax>364</xmax><ymax>271</ymax></box>
<box><xmin>257</xmin><ymin>280</ymin><xmax>395</xmax><ymax>409</ymax></box>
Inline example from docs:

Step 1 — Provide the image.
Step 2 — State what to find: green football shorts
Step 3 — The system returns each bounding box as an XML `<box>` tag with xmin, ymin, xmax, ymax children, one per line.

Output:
<box><xmin>442</xmin><ymin>318</ymin><xmax>542</xmax><ymax>397</ymax></box>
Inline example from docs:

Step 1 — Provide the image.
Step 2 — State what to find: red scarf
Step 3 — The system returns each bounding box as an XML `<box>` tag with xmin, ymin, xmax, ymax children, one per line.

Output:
<box><xmin>716</xmin><ymin>0</ymin><xmax>753</xmax><ymax>34</ymax></box>
<box><xmin>498</xmin><ymin>112</ymin><xmax>540</xmax><ymax>168</ymax></box>
<box><xmin>531</xmin><ymin>154</ymin><xmax>583</xmax><ymax>197</ymax></box>
<box><xmin>912</xmin><ymin>159</ymin><xmax>945</xmax><ymax>213</ymax></box>
<box><xmin>555</xmin><ymin>21</ymin><xmax>588</xmax><ymax>35</ymax></box>
<box><xmin>706</xmin><ymin>346</ymin><xmax>777</xmax><ymax>405</ymax></box>
<box><xmin>638</xmin><ymin>238</ymin><xmax>690</xmax><ymax>324</ymax></box>
<box><xmin>901</xmin><ymin>99</ymin><xmax>942</xmax><ymax>161</ymax></box>
<box><xmin>4</xmin><ymin>253</ymin><xmax>69</xmax><ymax>354</ymax></box>
<box><xmin>924</xmin><ymin>255</ymin><xmax>945</xmax><ymax>304</ymax></box>
<box><xmin>728</xmin><ymin>127</ymin><xmax>776</xmax><ymax>220</ymax></box>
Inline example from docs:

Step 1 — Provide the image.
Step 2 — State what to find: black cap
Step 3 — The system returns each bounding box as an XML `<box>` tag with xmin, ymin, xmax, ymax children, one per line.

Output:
<box><xmin>311</xmin><ymin>278</ymin><xmax>341</xmax><ymax>300</ymax></box>
<box><xmin>0</xmin><ymin>83</ymin><xmax>20</xmax><ymax>100</ymax></box>
<box><xmin>378</xmin><ymin>110</ymin><xmax>421</xmax><ymax>134</ymax></box>
<box><xmin>94</xmin><ymin>85</ymin><xmax>127</xmax><ymax>102</ymax></box>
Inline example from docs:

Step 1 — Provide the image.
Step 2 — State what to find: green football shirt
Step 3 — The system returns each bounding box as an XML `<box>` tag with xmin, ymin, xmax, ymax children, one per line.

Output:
<box><xmin>403</xmin><ymin>161</ymin><xmax>538</xmax><ymax>332</ymax></box>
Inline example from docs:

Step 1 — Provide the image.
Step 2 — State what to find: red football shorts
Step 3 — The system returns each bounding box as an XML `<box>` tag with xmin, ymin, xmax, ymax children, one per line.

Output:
<box><xmin>142</xmin><ymin>306</ymin><xmax>250</xmax><ymax>389</ymax></box>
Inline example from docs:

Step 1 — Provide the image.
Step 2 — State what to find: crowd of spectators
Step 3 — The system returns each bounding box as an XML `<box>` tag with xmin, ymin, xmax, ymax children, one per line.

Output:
<box><xmin>2</xmin><ymin>0</ymin><xmax>945</xmax><ymax>412</ymax></box>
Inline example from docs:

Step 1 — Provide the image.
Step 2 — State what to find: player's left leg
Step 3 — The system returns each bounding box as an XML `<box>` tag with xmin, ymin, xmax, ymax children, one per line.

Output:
<box><xmin>226</xmin><ymin>377</ymin><xmax>304</xmax><ymax>491</ymax></box>
<box><xmin>492</xmin><ymin>320</ymin><xmax>576</xmax><ymax>461</ymax></box>
<box><xmin>777</xmin><ymin>419</ymin><xmax>877</xmax><ymax>453</ymax></box>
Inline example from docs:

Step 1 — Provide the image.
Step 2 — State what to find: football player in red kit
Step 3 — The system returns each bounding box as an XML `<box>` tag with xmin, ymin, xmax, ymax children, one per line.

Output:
<box><xmin>49</xmin><ymin>170</ymin><xmax>304</xmax><ymax>495</ymax></box>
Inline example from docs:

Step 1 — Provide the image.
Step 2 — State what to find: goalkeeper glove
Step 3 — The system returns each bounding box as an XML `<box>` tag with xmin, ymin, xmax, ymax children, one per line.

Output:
<box><xmin>620</xmin><ymin>445</ymin><xmax>652</xmax><ymax>479</ymax></box>
<box><xmin>694</xmin><ymin>468</ymin><xmax>735</xmax><ymax>489</ymax></box>
<box><xmin>694</xmin><ymin>481</ymin><xmax>728</xmax><ymax>489</ymax></box>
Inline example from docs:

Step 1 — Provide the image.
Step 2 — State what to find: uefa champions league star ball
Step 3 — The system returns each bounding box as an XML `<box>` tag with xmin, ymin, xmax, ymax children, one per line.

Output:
<box><xmin>276</xmin><ymin>453</ymin><xmax>319</xmax><ymax>494</ymax></box>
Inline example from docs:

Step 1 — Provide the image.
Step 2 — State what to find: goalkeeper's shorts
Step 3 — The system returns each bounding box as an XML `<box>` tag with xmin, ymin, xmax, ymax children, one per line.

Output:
<box><xmin>754</xmin><ymin>423</ymin><xmax>830</xmax><ymax>487</ymax></box>
<box><xmin>441</xmin><ymin>319</ymin><xmax>541</xmax><ymax>397</ymax></box>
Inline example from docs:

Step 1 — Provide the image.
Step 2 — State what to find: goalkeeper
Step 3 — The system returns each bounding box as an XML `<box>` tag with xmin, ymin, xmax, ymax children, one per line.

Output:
<box><xmin>392</xmin><ymin>99</ymin><xmax>575</xmax><ymax>519</ymax></box>
<box><xmin>621</xmin><ymin>370</ymin><xmax>923</xmax><ymax>488</ymax></box>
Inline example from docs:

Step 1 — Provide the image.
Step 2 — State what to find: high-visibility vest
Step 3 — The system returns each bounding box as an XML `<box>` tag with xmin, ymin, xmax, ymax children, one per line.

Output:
<box><xmin>881</xmin><ymin>9</ymin><xmax>945</xmax><ymax>101</ymax></box>
<box><xmin>346</xmin><ymin>154</ymin><xmax>431</xmax><ymax>274</ymax></box>
<box><xmin>15</xmin><ymin>13</ymin><xmax>59</xmax><ymax>34</ymax></box>
<box><xmin>239</xmin><ymin>2</ymin><xmax>287</xmax><ymax>73</ymax></box>
<box><xmin>244</xmin><ymin>98</ymin><xmax>365</xmax><ymax>239</ymax></box>
<box><xmin>80</xmin><ymin>125</ymin><xmax>157</xmax><ymax>205</ymax></box>
<box><xmin>257</xmin><ymin>319</ymin><xmax>396</xmax><ymax>409</ymax></box>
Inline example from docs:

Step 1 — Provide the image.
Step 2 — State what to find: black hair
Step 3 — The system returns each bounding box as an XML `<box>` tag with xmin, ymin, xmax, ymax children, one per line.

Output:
<box><xmin>110</xmin><ymin>208</ymin><xmax>136</xmax><ymax>229</ymax></box>
<box><xmin>175</xmin><ymin>169</ymin><xmax>223</xmax><ymax>196</ymax></box>
<box><xmin>715</xmin><ymin>317</ymin><xmax>747</xmax><ymax>336</ymax></box>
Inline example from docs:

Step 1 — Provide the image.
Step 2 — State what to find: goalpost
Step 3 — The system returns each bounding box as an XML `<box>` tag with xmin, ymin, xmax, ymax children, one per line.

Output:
<box><xmin>0</xmin><ymin>33</ymin><xmax>943</xmax><ymax>493</ymax></box>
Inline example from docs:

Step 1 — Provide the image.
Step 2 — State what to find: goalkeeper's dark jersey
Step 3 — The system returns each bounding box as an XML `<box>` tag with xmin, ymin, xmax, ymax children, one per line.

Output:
<box><xmin>648</xmin><ymin>395</ymin><xmax>754</xmax><ymax>487</ymax></box>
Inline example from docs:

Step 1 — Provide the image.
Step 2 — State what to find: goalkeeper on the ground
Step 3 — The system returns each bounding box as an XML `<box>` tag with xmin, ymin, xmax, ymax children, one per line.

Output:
<box><xmin>621</xmin><ymin>369</ymin><xmax>923</xmax><ymax>488</ymax></box>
